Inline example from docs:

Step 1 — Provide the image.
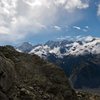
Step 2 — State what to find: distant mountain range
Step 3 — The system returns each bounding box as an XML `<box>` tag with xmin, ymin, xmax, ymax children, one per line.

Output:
<box><xmin>16</xmin><ymin>36</ymin><xmax>100</xmax><ymax>89</ymax></box>
<box><xmin>17</xmin><ymin>36</ymin><xmax>100</xmax><ymax>56</ymax></box>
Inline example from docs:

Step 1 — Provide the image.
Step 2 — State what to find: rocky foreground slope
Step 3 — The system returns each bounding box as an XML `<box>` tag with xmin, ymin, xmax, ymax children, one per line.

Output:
<box><xmin>0</xmin><ymin>46</ymin><xmax>78</xmax><ymax>100</ymax></box>
<box><xmin>16</xmin><ymin>36</ymin><xmax>100</xmax><ymax>89</ymax></box>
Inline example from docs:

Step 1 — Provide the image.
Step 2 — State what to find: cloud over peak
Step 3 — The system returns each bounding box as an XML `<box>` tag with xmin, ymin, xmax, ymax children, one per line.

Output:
<box><xmin>0</xmin><ymin>0</ymin><xmax>89</xmax><ymax>43</ymax></box>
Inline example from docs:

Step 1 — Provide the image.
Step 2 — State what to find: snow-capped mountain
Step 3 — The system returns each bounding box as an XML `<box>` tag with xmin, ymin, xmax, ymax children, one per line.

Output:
<box><xmin>29</xmin><ymin>36</ymin><xmax>100</xmax><ymax>58</ymax></box>
<box><xmin>17</xmin><ymin>42</ymin><xmax>33</xmax><ymax>53</ymax></box>
<box><xmin>16</xmin><ymin>36</ymin><xmax>100</xmax><ymax>89</ymax></box>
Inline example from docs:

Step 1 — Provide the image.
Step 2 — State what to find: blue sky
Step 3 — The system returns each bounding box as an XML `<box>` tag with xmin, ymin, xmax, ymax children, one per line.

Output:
<box><xmin>0</xmin><ymin>0</ymin><xmax>100</xmax><ymax>45</ymax></box>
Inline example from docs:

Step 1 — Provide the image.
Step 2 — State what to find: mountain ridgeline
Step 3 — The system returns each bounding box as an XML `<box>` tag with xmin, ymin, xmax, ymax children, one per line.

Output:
<box><xmin>0</xmin><ymin>46</ymin><xmax>78</xmax><ymax>100</ymax></box>
<box><xmin>17</xmin><ymin>36</ymin><xmax>100</xmax><ymax>89</ymax></box>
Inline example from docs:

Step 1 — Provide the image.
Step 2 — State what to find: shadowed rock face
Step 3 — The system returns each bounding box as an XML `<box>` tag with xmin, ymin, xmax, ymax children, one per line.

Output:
<box><xmin>77</xmin><ymin>91</ymin><xmax>100</xmax><ymax>100</ymax></box>
<box><xmin>46</xmin><ymin>54</ymin><xmax>100</xmax><ymax>89</ymax></box>
<box><xmin>0</xmin><ymin>56</ymin><xmax>15</xmax><ymax>91</ymax></box>
<box><xmin>0</xmin><ymin>46</ymin><xmax>78</xmax><ymax>100</ymax></box>
<box><xmin>0</xmin><ymin>52</ymin><xmax>15</xmax><ymax>100</ymax></box>
<box><xmin>0</xmin><ymin>91</ymin><xmax>8</xmax><ymax>100</ymax></box>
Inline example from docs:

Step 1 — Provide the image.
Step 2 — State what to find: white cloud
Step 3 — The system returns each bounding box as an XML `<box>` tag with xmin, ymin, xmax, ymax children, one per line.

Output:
<box><xmin>65</xmin><ymin>0</ymin><xmax>89</xmax><ymax>11</ymax></box>
<box><xmin>0</xmin><ymin>0</ymin><xmax>89</xmax><ymax>43</ymax></box>
<box><xmin>54</xmin><ymin>0</ymin><xmax>66</xmax><ymax>5</ymax></box>
<box><xmin>73</xmin><ymin>25</ymin><xmax>89</xmax><ymax>32</ymax></box>
<box><xmin>0</xmin><ymin>26</ymin><xmax>10</xmax><ymax>34</ymax></box>
<box><xmin>54</xmin><ymin>25</ymin><xmax>61</xmax><ymax>31</ymax></box>
<box><xmin>55</xmin><ymin>0</ymin><xmax>89</xmax><ymax>12</ymax></box>
<box><xmin>83</xmin><ymin>29</ymin><xmax>87</xmax><ymax>32</ymax></box>
<box><xmin>57</xmin><ymin>36</ymin><xmax>72</xmax><ymax>40</ymax></box>
<box><xmin>97</xmin><ymin>4</ymin><xmax>100</xmax><ymax>16</ymax></box>
<box><xmin>55</xmin><ymin>0</ymin><xmax>89</xmax><ymax>11</ymax></box>
<box><xmin>73</xmin><ymin>26</ymin><xmax>81</xmax><ymax>30</ymax></box>
<box><xmin>83</xmin><ymin>26</ymin><xmax>89</xmax><ymax>32</ymax></box>
<box><xmin>85</xmin><ymin>26</ymin><xmax>89</xmax><ymax>29</ymax></box>
<box><xmin>24</xmin><ymin>0</ymin><xmax>42</xmax><ymax>7</ymax></box>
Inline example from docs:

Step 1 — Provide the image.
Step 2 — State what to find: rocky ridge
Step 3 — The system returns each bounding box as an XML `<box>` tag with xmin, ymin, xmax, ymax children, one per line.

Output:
<box><xmin>0</xmin><ymin>45</ymin><xmax>77</xmax><ymax>100</ymax></box>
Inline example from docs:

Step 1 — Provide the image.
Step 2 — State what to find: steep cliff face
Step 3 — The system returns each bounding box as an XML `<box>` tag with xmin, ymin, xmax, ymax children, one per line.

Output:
<box><xmin>0</xmin><ymin>46</ymin><xmax>78</xmax><ymax>100</ymax></box>
<box><xmin>68</xmin><ymin>54</ymin><xmax>100</xmax><ymax>88</ymax></box>
<box><xmin>0</xmin><ymin>52</ymin><xmax>15</xmax><ymax>100</ymax></box>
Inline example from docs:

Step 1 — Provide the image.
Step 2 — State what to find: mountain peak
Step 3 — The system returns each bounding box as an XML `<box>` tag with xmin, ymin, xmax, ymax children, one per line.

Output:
<box><xmin>17</xmin><ymin>42</ymin><xmax>33</xmax><ymax>53</ymax></box>
<box><xmin>29</xmin><ymin>36</ymin><xmax>100</xmax><ymax>57</ymax></box>
<box><xmin>21</xmin><ymin>42</ymin><xmax>32</xmax><ymax>46</ymax></box>
<box><xmin>16</xmin><ymin>36</ymin><xmax>100</xmax><ymax>57</ymax></box>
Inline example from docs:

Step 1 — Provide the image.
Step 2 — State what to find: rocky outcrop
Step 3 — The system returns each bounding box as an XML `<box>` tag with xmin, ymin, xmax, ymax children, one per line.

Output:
<box><xmin>0</xmin><ymin>56</ymin><xmax>14</xmax><ymax>91</ymax></box>
<box><xmin>77</xmin><ymin>91</ymin><xmax>100</xmax><ymax>100</ymax></box>
<box><xmin>0</xmin><ymin>46</ymin><xmax>78</xmax><ymax>100</ymax></box>
<box><xmin>0</xmin><ymin>52</ymin><xmax>15</xmax><ymax>100</ymax></box>
<box><xmin>0</xmin><ymin>91</ymin><xmax>8</xmax><ymax>100</ymax></box>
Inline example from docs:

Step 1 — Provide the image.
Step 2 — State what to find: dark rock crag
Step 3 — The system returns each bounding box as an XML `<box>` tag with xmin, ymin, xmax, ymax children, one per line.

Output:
<box><xmin>0</xmin><ymin>46</ymin><xmax>77</xmax><ymax>100</ymax></box>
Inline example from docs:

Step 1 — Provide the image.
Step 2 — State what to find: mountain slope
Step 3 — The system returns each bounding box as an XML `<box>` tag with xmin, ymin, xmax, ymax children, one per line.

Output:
<box><xmin>17</xmin><ymin>42</ymin><xmax>33</xmax><ymax>53</ymax></box>
<box><xmin>43</xmin><ymin>53</ymin><xmax>100</xmax><ymax>89</ymax></box>
<box><xmin>0</xmin><ymin>46</ymin><xmax>78</xmax><ymax>100</ymax></box>
<box><xmin>16</xmin><ymin>36</ymin><xmax>100</xmax><ymax>89</ymax></box>
<box><xmin>69</xmin><ymin>54</ymin><xmax>100</xmax><ymax>88</ymax></box>
<box><xmin>29</xmin><ymin>36</ymin><xmax>100</xmax><ymax>57</ymax></box>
